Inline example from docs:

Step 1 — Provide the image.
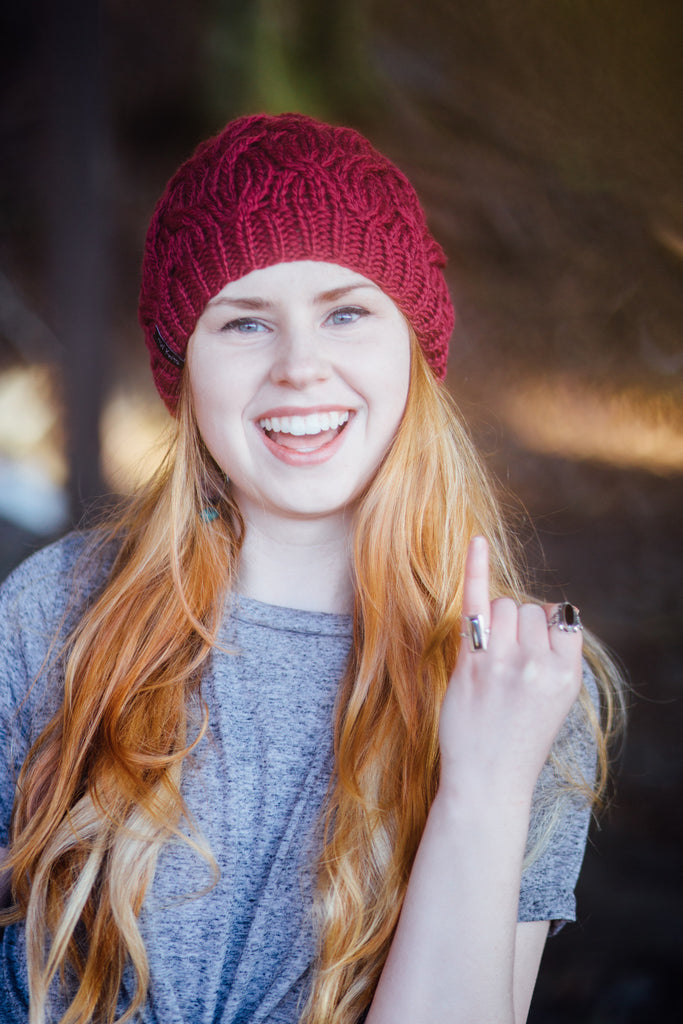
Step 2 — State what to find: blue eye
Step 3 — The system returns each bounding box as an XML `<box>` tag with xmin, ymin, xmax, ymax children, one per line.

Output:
<box><xmin>222</xmin><ymin>317</ymin><xmax>268</xmax><ymax>334</ymax></box>
<box><xmin>325</xmin><ymin>306</ymin><xmax>368</xmax><ymax>326</ymax></box>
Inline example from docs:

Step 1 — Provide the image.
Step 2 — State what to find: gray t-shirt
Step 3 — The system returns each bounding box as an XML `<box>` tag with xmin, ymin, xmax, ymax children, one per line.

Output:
<box><xmin>0</xmin><ymin>534</ymin><xmax>596</xmax><ymax>1023</ymax></box>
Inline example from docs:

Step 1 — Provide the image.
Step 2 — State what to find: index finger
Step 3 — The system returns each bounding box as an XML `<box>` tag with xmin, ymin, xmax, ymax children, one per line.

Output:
<box><xmin>462</xmin><ymin>535</ymin><xmax>491</xmax><ymax>623</ymax></box>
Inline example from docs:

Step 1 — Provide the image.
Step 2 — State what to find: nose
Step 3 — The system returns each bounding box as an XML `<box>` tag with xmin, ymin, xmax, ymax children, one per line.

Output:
<box><xmin>269</xmin><ymin>326</ymin><xmax>331</xmax><ymax>389</ymax></box>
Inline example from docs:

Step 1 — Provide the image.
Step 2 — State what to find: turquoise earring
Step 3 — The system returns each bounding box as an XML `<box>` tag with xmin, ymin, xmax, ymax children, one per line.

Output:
<box><xmin>200</xmin><ymin>507</ymin><xmax>220</xmax><ymax>523</ymax></box>
<box><xmin>199</xmin><ymin>475</ymin><xmax>229</xmax><ymax>523</ymax></box>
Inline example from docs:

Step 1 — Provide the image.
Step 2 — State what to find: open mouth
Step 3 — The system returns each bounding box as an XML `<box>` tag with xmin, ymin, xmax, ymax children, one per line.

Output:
<box><xmin>258</xmin><ymin>411</ymin><xmax>350</xmax><ymax>452</ymax></box>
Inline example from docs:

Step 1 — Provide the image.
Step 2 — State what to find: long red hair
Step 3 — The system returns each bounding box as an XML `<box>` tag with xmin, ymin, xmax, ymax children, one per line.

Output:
<box><xmin>1</xmin><ymin>339</ymin><xmax>623</xmax><ymax>1024</ymax></box>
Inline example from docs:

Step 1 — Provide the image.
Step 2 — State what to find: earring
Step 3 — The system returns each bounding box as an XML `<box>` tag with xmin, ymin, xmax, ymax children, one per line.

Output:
<box><xmin>198</xmin><ymin>472</ymin><xmax>230</xmax><ymax>523</ymax></box>
<box><xmin>199</xmin><ymin>506</ymin><xmax>220</xmax><ymax>523</ymax></box>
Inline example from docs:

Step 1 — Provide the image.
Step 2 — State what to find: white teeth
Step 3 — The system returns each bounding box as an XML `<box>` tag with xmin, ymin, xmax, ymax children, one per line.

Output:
<box><xmin>258</xmin><ymin>411</ymin><xmax>350</xmax><ymax>435</ymax></box>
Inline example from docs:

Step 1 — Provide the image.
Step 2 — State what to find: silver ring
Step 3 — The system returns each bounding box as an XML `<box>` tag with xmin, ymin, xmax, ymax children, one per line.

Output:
<box><xmin>459</xmin><ymin>614</ymin><xmax>490</xmax><ymax>652</ymax></box>
<box><xmin>547</xmin><ymin>602</ymin><xmax>582</xmax><ymax>632</ymax></box>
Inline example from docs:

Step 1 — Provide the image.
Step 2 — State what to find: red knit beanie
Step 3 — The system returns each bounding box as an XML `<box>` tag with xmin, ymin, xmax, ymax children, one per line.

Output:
<box><xmin>139</xmin><ymin>113</ymin><xmax>454</xmax><ymax>411</ymax></box>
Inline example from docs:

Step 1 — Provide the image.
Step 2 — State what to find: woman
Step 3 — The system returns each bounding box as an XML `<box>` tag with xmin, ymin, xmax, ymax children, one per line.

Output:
<box><xmin>0</xmin><ymin>113</ymin><xmax>622</xmax><ymax>1024</ymax></box>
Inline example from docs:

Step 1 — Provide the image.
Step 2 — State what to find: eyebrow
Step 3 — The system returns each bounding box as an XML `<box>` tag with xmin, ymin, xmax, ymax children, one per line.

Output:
<box><xmin>205</xmin><ymin>281</ymin><xmax>379</xmax><ymax>310</ymax></box>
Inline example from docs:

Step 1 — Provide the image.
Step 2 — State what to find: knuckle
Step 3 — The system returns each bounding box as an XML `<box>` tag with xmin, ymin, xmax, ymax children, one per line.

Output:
<box><xmin>519</xmin><ymin>602</ymin><xmax>547</xmax><ymax>625</ymax></box>
<box><xmin>521</xmin><ymin>660</ymin><xmax>542</xmax><ymax>687</ymax></box>
<box><xmin>491</xmin><ymin>597</ymin><xmax>517</xmax><ymax>621</ymax></box>
<box><xmin>551</xmin><ymin>661</ymin><xmax>582</xmax><ymax>701</ymax></box>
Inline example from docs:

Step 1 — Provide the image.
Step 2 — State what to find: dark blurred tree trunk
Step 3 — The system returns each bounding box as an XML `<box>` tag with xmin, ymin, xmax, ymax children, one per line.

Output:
<box><xmin>43</xmin><ymin>0</ymin><xmax>110</xmax><ymax>524</ymax></box>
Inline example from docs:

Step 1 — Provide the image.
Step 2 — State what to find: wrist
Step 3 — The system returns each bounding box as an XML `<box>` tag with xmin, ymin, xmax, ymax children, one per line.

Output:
<box><xmin>431</xmin><ymin>778</ymin><xmax>533</xmax><ymax>835</ymax></box>
<box><xmin>419</xmin><ymin>788</ymin><xmax>532</xmax><ymax>915</ymax></box>
<box><xmin>437</xmin><ymin>751</ymin><xmax>540</xmax><ymax>814</ymax></box>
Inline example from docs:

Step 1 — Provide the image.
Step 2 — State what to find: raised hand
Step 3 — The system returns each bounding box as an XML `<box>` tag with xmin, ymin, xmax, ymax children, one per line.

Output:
<box><xmin>438</xmin><ymin>536</ymin><xmax>584</xmax><ymax>808</ymax></box>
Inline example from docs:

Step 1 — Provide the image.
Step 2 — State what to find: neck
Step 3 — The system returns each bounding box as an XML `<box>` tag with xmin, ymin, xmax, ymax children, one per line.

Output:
<box><xmin>236</xmin><ymin>506</ymin><xmax>354</xmax><ymax>614</ymax></box>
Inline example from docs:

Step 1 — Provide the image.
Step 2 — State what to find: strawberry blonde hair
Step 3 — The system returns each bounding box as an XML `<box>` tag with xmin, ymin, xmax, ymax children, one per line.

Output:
<box><xmin>0</xmin><ymin>336</ymin><xmax>623</xmax><ymax>1024</ymax></box>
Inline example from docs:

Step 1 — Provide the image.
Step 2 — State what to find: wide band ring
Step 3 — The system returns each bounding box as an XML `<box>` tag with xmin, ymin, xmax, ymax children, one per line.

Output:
<box><xmin>547</xmin><ymin>602</ymin><xmax>583</xmax><ymax>633</ymax></box>
<box><xmin>459</xmin><ymin>614</ymin><xmax>490</xmax><ymax>652</ymax></box>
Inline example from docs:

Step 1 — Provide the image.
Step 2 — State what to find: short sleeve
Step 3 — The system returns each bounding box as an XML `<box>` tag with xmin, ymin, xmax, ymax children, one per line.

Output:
<box><xmin>518</xmin><ymin>664</ymin><xmax>599</xmax><ymax>933</ymax></box>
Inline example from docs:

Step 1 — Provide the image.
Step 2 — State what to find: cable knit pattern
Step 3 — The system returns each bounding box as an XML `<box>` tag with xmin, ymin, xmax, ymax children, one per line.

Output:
<box><xmin>139</xmin><ymin>113</ymin><xmax>454</xmax><ymax>411</ymax></box>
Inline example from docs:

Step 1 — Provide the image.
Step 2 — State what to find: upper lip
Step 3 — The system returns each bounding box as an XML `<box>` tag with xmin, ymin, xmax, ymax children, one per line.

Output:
<box><xmin>255</xmin><ymin>405</ymin><xmax>353</xmax><ymax>419</ymax></box>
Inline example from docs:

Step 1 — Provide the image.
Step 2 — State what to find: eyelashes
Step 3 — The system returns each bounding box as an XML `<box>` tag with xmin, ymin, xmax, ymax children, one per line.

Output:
<box><xmin>324</xmin><ymin>305</ymin><xmax>369</xmax><ymax>326</ymax></box>
<box><xmin>219</xmin><ymin>306</ymin><xmax>371</xmax><ymax>334</ymax></box>
<box><xmin>220</xmin><ymin>317</ymin><xmax>268</xmax><ymax>334</ymax></box>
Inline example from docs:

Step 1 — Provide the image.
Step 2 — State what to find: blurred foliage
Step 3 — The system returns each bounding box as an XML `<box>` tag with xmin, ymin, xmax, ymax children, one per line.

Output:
<box><xmin>205</xmin><ymin>0</ymin><xmax>384</xmax><ymax>123</ymax></box>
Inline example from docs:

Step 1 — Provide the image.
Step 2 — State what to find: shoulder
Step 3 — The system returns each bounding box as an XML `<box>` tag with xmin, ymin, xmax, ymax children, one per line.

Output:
<box><xmin>0</xmin><ymin>533</ymin><xmax>121</xmax><ymax>845</ymax></box>
<box><xmin>0</xmin><ymin>531</ymin><xmax>117</xmax><ymax>701</ymax></box>
<box><xmin>0</xmin><ymin>530</ymin><xmax>114</xmax><ymax>620</ymax></box>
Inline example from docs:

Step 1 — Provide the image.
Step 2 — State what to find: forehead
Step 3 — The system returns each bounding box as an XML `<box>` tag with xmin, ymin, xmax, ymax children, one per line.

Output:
<box><xmin>207</xmin><ymin>261</ymin><xmax>384</xmax><ymax>304</ymax></box>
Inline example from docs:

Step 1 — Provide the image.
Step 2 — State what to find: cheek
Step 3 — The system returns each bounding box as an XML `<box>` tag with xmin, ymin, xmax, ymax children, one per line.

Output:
<box><xmin>383</xmin><ymin>389</ymin><xmax>409</xmax><ymax>448</ymax></box>
<box><xmin>188</xmin><ymin>367</ymin><xmax>245</xmax><ymax>472</ymax></box>
<box><xmin>377</xmin><ymin>335</ymin><xmax>411</xmax><ymax>433</ymax></box>
<box><xmin>189</xmin><ymin>350</ymin><xmax>244</xmax><ymax>426</ymax></box>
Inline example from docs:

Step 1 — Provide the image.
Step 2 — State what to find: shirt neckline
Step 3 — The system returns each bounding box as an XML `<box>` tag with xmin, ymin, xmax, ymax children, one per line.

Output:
<box><xmin>227</xmin><ymin>593</ymin><xmax>354</xmax><ymax>638</ymax></box>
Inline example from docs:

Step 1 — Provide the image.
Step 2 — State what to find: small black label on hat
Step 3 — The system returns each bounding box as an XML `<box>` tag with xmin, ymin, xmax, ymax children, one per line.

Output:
<box><xmin>154</xmin><ymin>325</ymin><xmax>185</xmax><ymax>368</ymax></box>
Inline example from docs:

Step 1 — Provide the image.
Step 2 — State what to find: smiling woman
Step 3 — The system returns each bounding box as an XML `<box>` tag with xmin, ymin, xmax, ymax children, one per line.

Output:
<box><xmin>0</xmin><ymin>113</ymin><xmax>623</xmax><ymax>1024</ymax></box>
<box><xmin>187</xmin><ymin>262</ymin><xmax>411</xmax><ymax>531</ymax></box>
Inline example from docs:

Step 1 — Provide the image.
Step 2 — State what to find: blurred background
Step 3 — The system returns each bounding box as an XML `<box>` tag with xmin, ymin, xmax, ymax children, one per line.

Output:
<box><xmin>1</xmin><ymin>0</ymin><xmax>681</xmax><ymax>1018</ymax></box>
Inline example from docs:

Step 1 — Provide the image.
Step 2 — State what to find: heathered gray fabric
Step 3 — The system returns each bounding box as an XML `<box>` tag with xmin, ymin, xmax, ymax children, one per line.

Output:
<box><xmin>0</xmin><ymin>535</ymin><xmax>596</xmax><ymax>1023</ymax></box>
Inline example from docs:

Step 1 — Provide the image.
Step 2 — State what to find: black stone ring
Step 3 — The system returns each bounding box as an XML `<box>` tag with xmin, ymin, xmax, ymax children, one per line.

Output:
<box><xmin>547</xmin><ymin>602</ymin><xmax>583</xmax><ymax>633</ymax></box>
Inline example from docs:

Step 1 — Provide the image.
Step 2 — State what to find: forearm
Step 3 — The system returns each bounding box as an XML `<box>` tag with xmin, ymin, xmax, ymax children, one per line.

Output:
<box><xmin>366</xmin><ymin>538</ymin><xmax>582</xmax><ymax>1023</ymax></box>
<box><xmin>366</xmin><ymin>790</ymin><xmax>532</xmax><ymax>1024</ymax></box>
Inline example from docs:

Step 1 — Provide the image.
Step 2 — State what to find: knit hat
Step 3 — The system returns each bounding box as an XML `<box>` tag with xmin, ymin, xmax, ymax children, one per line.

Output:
<box><xmin>139</xmin><ymin>113</ymin><xmax>454</xmax><ymax>411</ymax></box>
